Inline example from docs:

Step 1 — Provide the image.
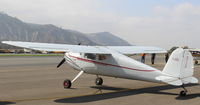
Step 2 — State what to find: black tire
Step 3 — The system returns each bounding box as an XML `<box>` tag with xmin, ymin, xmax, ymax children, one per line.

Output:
<box><xmin>180</xmin><ymin>90</ymin><xmax>187</xmax><ymax>96</ymax></box>
<box><xmin>195</xmin><ymin>60</ymin><xmax>198</xmax><ymax>64</ymax></box>
<box><xmin>95</xmin><ymin>77</ymin><xmax>103</xmax><ymax>85</ymax></box>
<box><xmin>63</xmin><ymin>79</ymin><xmax>72</xmax><ymax>88</ymax></box>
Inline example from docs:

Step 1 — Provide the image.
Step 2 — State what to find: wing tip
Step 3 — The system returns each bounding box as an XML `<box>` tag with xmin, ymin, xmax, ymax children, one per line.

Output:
<box><xmin>1</xmin><ymin>41</ymin><xmax>9</xmax><ymax>44</ymax></box>
<box><xmin>2</xmin><ymin>41</ymin><xmax>22</xmax><ymax>44</ymax></box>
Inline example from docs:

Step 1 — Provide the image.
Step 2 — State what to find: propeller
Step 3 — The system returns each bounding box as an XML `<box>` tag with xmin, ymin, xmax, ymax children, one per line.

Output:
<box><xmin>57</xmin><ymin>58</ymin><xmax>66</xmax><ymax>68</ymax></box>
<box><xmin>57</xmin><ymin>42</ymin><xmax>81</xmax><ymax>68</ymax></box>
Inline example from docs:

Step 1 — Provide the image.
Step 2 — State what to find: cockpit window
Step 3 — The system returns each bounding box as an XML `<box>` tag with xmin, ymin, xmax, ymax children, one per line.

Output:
<box><xmin>85</xmin><ymin>53</ymin><xmax>96</xmax><ymax>60</ymax></box>
<box><xmin>84</xmin><ymin>53</ymin><xmax>108</xmax><ymax>60</ymax></box>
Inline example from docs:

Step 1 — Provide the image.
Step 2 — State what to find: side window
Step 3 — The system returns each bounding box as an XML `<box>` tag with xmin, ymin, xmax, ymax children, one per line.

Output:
<box><xmin>85</xmin><ymin>53</ymin><xmax>96</xmax><ymax>60</ymax></box>
<box><xmin>98</xmin><ymin>54</ymin><xmax>107</xmax><ymax>60</ymax></box>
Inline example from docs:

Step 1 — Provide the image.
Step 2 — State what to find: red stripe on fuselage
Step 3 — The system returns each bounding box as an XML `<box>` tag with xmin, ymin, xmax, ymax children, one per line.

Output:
<box><xmin>68</xmin><ymin>55</ymin><xmax>157</xmax><ymax>72</ymax></box>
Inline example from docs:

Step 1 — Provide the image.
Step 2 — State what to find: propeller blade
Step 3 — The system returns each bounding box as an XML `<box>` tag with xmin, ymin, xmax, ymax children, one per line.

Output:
<box><xmin>57</xmin><ymin>58</ymin><xmax>66</xmax><ymax>68</ymax></box>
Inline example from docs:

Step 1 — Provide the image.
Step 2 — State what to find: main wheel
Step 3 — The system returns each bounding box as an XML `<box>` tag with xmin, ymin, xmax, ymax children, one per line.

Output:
<box><xmin>63</xmin><ymin>79</ymin><xmax>72</xmax><ymax>88</ymax></box>
<box><xmin>180</xmin><ymin>90</ymin><xmax>187</xmax><ymax>96</ymax></box>
<box><xmin>95</xmin><ymin>77</ymin><xmax>103</xmax><ymax>85</ymax></box>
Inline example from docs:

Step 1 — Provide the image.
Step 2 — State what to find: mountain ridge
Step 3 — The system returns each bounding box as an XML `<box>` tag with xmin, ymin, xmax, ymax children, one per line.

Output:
<box><xmin>0</xmin><ymin>12</ymin><xmax>131</xmax><ymax>49</ymax></box>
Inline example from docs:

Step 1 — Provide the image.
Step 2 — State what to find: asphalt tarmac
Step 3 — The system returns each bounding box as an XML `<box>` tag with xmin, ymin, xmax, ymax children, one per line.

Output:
<box><xmin>0</xmin><ymin>55</ymin><xmax>200</xmax><ymax>105</ymax></box>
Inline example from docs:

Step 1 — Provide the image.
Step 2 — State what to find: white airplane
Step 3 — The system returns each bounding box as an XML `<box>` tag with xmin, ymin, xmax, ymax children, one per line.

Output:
<box><xmin>2</xmin><ymin>41</ymin><xmax>198</xmax><ymax>96</ymax></box>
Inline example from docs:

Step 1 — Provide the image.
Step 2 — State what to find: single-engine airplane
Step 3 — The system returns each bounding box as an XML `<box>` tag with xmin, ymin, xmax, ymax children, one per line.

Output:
<box><xmin>2</xmin><ymin>41</ymin><xmax>198</xmax><ymax>96</ymax></box>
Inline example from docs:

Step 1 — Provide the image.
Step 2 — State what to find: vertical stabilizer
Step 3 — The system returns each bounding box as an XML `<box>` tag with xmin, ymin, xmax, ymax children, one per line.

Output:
<box><xmin>162</xmin><ymin>48</ymin><xmax>193</xmax><ymax>78</ymax></box>
<box><xmin>156</xmin><ymin>48</ymin><xmax>198</xmax><ymax>86</ymax></box>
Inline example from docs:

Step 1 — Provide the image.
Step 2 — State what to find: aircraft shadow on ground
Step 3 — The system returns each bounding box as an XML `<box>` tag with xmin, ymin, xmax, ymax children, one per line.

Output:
<box><xmin>176</xmin><ymin>93</ymin><xmax>200</xmax><ymax>100</ymax></box>
<box><xmin>54</xmin><ymin>84</ymin><xmax>200</xmax><ymax>103</ymax></box>
<box><xmin>0</xmin><ymin>101</ymin><xmax>16</xmax><ymax>105</ymax></box>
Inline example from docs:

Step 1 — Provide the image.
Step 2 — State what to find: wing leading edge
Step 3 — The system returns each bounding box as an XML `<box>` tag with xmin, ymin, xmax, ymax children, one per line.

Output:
<box><xmin>2</xmin><ymin>41</ymin><xmax>166</xmax><ymax>54</ymax></box>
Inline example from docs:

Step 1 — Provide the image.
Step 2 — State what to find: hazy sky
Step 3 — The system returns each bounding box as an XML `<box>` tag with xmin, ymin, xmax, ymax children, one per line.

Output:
<box><xmin>0</xmin><ymin>0</ymin><xmax>200</xmax><ymax>49</ymax></box>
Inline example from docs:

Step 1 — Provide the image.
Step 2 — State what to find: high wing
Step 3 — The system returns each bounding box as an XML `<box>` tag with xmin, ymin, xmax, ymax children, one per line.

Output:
<box><xmin>2</xmin><ymin>41</ymin><xmax>166</xmax><ymax>54</ymax></box>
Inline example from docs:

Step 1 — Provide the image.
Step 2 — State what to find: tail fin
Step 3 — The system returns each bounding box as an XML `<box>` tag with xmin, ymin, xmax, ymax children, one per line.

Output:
<box><xmin>156</xmin><ymin>48</ymin><xmax>198</xmax><ymax>86</ymax></box>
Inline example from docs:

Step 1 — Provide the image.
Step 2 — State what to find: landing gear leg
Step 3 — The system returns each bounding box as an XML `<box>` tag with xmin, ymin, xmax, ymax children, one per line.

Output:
<box><xmin>179</xmin><ymin>85</ymin><xmax>187</xmax><ymax>96</ymax></box>
<box><xmin>63</xmin><ymin>71</ymin><xmax>84</xmax><ymax>89</ymax></box>
<box><xmin>95</xmin><ymin>76</ymin><xmax>103</xmax><ymax>85</ymax></box>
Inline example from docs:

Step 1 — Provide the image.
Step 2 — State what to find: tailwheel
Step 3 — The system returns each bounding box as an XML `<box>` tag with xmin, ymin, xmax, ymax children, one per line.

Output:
<box><xmin>95</xmin><ymin>77</ymin><xmax>103</xmax><ymax>85</ymax></box>
<box><xmin>63</xmin><ymin>79</ymin><xmax>72</xmax><ymax>88</ymax></box>
<box><xmin>180</xmin><ymin>90</ymin><xmax>187</xmax><ymax>96</ymax></box>
<box><xmin>179</xmin><ymin>85</ymin><xmax>187</xmax><ymax>96</ymax></box>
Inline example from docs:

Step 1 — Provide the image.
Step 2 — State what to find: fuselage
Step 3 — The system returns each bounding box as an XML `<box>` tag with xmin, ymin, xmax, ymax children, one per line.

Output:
<box><xmin>64</xmin><ymin>51</ymin><xmax>163</xmax><ymax>83</ymax></box>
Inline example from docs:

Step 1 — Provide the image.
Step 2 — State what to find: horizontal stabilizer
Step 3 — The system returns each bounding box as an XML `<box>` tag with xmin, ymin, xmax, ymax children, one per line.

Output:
<box><xmin>156</xmin><ymin>76</ymin><xmax>182</xmax><ymax>86</ymax></box>
<box><xmin>182</xmin><ymin>77</ymin><xmax>198</xmax><ymax>84</ymax></box>
<box><xmin>156</xmin><ymin>76</ymin><xmax>198</xmax><ymax>86</ymax></box>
